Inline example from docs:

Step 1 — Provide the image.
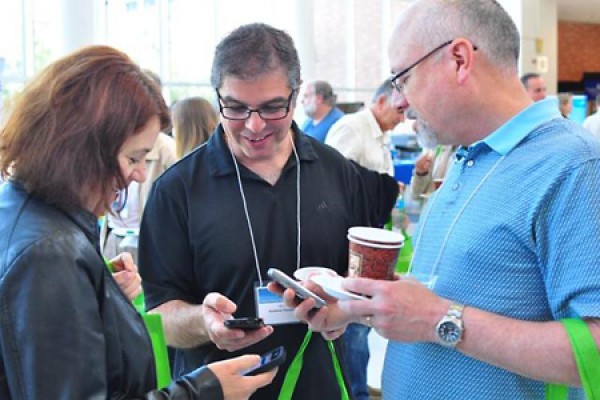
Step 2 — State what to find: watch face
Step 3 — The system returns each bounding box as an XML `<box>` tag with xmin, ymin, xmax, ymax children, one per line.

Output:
<box><xmin>438</xmin><ymin>321</ymin><xmax>460</xmax><ymax>343</ymax></box>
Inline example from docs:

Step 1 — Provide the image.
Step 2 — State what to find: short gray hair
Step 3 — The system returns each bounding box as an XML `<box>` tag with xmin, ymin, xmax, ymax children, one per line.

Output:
<box><xmin>312</xmin><ymin>81</ymin><xmax>336</xmax><ymax>107</ymax></box>
<box><xmin>520</xmin><ymin>72</ymin><xmax>541</xmax><ymax>88</ymax></box>
<box><xmin>210</xmin><ymin>23</ymin><xmax>301</xmax><ymax>91</ymax></box>
<box><xmin>410</xmin><ymin>0</ymin><xmax>520</xmax><ymax>75</ymax></box>
<box><xmin>372</xmin><ymin>79</ymin><xmax>394</xmax><ymax>104</ymax></box>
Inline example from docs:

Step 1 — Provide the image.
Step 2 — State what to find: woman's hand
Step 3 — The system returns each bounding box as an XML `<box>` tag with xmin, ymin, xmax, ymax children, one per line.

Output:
<box><xmin>208</xmin><ymin>355</ymin><xmax>277</xmax><ymax>400</ymax></box>
<box><xmin>110</xmin><ymin>252</ymin><xmax>142</xmax><ymax>301</ymax></box>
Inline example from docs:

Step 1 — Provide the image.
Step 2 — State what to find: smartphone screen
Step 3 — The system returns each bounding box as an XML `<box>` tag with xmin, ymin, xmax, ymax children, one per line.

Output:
<box><xmin>267</xmin><ymin>268</ymin><xmax>326</xmax><ymax>308</ymax></box>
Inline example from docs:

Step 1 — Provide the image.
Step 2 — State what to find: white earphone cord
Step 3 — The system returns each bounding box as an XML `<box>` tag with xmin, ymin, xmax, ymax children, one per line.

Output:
<box><xmin>226</xmin><ymin>130</ymin><xmax>301</xmax><ymax>286</ymax></box>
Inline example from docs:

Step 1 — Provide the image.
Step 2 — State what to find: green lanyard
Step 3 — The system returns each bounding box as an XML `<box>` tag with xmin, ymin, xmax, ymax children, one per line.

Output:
<box><xmin>546</xmin><ymin>319</ymin><xmax>600</xmax><ymax>400</ymax></box>
<box><xmin>278</xmin><ymin>329</ymin><xmax>350</xmax><ymax>400</ymax></box>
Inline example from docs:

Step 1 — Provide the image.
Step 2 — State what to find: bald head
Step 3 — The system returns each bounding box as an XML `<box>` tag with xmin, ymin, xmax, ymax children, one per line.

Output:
<box><xmin>390</xmin><ymin>0</ymin><xmax>520</xmax><ymax>75</ymax></box>
<box><xmin>387</xmin><ymin>0</ymin><xmax>531</xmax><ymax>147</ymax></box>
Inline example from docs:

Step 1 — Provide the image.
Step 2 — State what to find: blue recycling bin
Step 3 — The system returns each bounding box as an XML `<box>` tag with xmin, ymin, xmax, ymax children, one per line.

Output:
<box><xmin>393</xmin><ymin>159</ymin><xmax>415</xmax><ymax>185</ymax></box>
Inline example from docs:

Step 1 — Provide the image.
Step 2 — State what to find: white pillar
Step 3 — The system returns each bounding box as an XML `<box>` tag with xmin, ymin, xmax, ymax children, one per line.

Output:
<box><xmin>344</xmin><ymin>0</ymin><xmax>356</xmax><ymax>101</ymax></box>
<box><xmin>59</xmin><ymin>0</ymin><xmax>96</xmax><ymax>56</ymax></box>
<box><xmin>498</xmin><ymin>0</ymin><xmax>558</xmax><ymax>95</ymax></box>
<box><xmin>295</xmin><ymin>0</ymin><xmax>316</xmax><ymax>83</ymax></box>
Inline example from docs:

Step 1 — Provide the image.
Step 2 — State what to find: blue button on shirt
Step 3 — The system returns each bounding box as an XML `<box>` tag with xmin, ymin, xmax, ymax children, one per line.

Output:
<box><xmin>383</xmin><ymin>99</ymin><xmax>600</xmax><ymax>399</ymax></box>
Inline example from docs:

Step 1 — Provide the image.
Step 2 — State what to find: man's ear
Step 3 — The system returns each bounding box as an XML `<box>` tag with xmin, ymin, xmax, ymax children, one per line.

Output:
<box><xmin>450</xmin><ymin>38</ymin><xmax>476</xmax><ymax>84</ymax></box>
<box><xmin>370</xmin><ymin>95</ymin><xmax>386</xmax><ymax>118</ymax></box>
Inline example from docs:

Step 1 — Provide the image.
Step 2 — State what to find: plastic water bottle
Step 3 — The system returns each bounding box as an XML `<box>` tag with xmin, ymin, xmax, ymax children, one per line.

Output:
<box><xmin>391</xmin><ymin>194</ymin><xmax>407</xmax><ymax>233</ymax></box>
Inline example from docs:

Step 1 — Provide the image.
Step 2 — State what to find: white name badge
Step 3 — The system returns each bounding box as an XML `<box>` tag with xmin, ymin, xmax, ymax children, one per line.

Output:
<box><xmin>255</xmin><ymin>284</ymin><xmax>300</xmax><ymax>325</ymax></box>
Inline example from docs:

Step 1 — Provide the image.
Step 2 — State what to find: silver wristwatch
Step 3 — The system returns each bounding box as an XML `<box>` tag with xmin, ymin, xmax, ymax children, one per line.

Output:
<box><xmin>435</xmin><ymin>303</ymin><xmax>465</xmax><ymax>348</ymax></box>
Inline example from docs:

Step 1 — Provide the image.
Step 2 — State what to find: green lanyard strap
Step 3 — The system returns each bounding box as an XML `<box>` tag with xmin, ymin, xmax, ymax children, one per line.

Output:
<box><xmin>278</xmin><ymin>329</ymin><xmax>350</xmax><ymax>400</ymax></box>
<box><xmin>546</xmin><ymin>318</ymin><xmax>600</xmax><ymax>400</ymax></box>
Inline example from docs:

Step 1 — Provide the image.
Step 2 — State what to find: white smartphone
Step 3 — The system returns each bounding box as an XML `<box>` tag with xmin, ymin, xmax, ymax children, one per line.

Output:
<box><xmin>267</xmin><ymin>268</ymin><xmax>327</xmax><ymax>308</ymax></box>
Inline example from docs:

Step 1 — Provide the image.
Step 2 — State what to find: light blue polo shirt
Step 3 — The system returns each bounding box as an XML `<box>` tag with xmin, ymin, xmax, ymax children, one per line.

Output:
<box><xmin>383</xmin><ymin>99</ymin><xmax>600</xmax><ymax>399</ymax></box>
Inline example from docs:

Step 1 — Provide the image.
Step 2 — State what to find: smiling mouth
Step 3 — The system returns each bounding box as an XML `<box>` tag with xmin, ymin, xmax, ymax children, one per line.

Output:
<box><xmin>246</xmin><ymin>133</ymin><xmax>271</xmax><ymax>143</ymax></box>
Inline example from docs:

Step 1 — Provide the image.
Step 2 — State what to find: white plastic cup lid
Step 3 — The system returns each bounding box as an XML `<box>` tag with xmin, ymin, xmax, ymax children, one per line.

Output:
<box><xmin>347</xmin><ymin>234</ymin><xmax>403</xmax><ymax>249</ymax></box>
<box><xmin>347</xmin><ymin>226</ymin><xmax>404</xmax><ymax>245</ymax></box>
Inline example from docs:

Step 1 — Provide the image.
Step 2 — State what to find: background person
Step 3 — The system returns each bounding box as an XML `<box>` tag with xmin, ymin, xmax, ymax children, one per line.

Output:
<box><xmin>171</xmin><ymin>96</ymin><xmax>218</xmax><ymax>158</ymax></box>
<box><xmin>277</xmin><ymin>1</ymin><xmax>600</xmax><ymax>399</ymax></box>
<box><xmin>583</xmin><ymin>94</ymin><xmax>600</xmax><ymax>139</ymax></box>
<box><xmin>0</xmin><ymin>45</ymin><xmax>275</xmax><ymax>399</ymax></box>
<box><xmin>138</xmin><ymin>23</ymin><xmax>396</xmax><ymax>400</ymax></box>
<box><xmin>409</xmin><ymin>143</ymin><xmax>457</xmax><ymax>201</ymax></box>
<box><xmin>326</xmin><ymin>79</ymin><xmax>404</xmax><ymax>177</ymax></box>
<box><xmin>301</xmin><ymin>80</ymin><xmax>344</xmax><ymax>142</ymax></box>
<box><xmin>558</xmin><ymin>92</ymin><xmax>573</xmax><ymax>119</ymax></box>
<box><xmin>520</xmin><ymin>72</ymin><xmax>547</xmax><ymax>102</ymax></box>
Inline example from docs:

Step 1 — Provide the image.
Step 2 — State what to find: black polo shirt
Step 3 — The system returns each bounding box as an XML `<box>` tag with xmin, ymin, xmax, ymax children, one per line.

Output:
<box><xmin>139</xmin><ymin>122</ymin><xmax>370</xmax><ymax>399</ymax></box>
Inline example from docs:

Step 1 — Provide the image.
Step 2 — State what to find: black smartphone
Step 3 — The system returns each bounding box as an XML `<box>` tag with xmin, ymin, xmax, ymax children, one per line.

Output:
<box><xmin>224</xmin><ymin>317</ymin><xmax>265</xmax><ymax>330</ymax></box>
<box><xmin>267</xmin><ymin>268</ymin><xmax>327</xmax><ymax>308</ymax></box>
<box><xmin>243</xmin><ymin>346</ymin><xmax>286</xmax><ymax>376</ymax></box>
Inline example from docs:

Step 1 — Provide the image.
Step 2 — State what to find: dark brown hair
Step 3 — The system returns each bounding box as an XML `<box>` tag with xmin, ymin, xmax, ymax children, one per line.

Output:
<box><xmin>172</xmin><ymin>97</ymin><xmax>218</xmax><ymax>158</ymax></box>
<box><xmin>210</xmin><ymin>23</ymin><xmax>301</xmax><ymax>91</ymax></box>
<box><xmin>0</xmin><ymin>45</ymin><xmax>170</xmax><ymax>213</ymax></box>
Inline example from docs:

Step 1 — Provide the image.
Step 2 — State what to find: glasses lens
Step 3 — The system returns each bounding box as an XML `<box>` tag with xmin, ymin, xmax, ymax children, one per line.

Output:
<box><xmin>259</xmin><ymin>107</ymin><xmax>288</xmax><ymax>120</ymax></box>
<box><xmin>222</xmin><ymin>107</ymin><xmax>250</xmax><ymax>120</ymax></box>
<box><xmin>392</xmin><ymin>74</ymin><xmax>407</xmax><ymax>93</ymax></box>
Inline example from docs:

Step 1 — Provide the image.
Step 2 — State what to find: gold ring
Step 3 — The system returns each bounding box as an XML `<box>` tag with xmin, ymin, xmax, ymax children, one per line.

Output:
<box><xmin>364</xmin><ymin>315</ymin><xmax>372</xmax><ymax>328</ymax></box>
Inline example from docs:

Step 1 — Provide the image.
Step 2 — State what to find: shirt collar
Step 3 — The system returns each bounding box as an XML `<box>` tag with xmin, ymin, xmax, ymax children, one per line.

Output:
<box><xmin>483</xmin><ymin>98</ymin><xmax>562</xmax><ymax>155</ymax></box>
<box><xmin>207</xmin><ymin>121</ymin><xmax>318</xmax><ymax>177</ymax></box>
<box><xmin>365</xmin><ymin>109</ymin><xmax>385</xmax><ymax>138</ymax></box>
<box><xmin>455</xmin><ymin>98</ymin><xmax>561</xmax><ymax>160</ymax></box>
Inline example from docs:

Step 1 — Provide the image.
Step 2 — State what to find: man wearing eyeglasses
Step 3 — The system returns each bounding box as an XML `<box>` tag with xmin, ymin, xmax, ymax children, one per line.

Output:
<box><xmin>281</xmin><ymin>1</ymin><xmax>600</xmax><ymax>399</ymax></box>
<box><xmin>138</xmin><ymin>23</ymin><xmax>397</xmax><ymax>400</ymax></box>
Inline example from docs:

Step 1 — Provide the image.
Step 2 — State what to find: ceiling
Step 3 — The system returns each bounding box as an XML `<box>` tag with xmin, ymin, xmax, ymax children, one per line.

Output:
<box><xmin>557</xmin><ymin>0</ymin><xmax>600</xmax><ymax>23</ymax></box>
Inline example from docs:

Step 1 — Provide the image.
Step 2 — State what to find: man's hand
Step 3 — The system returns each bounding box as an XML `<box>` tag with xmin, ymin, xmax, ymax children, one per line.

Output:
<box><xmin>267</xmin><ymin>281</ymin><xmax>352</xmax><ymax>340</ymax></box>
<box><xmin>337</xmin><ymin>276</ymin><xmax>449</xmax><ymax>342</ymax></box>
<box><xmin>414</xmin><ymin>152</ymin><xmax>434</xmax><ymax>175</ymax></box>
<box><xmin>202</xmin><ymin>293</ymin><xmax>273</xmax><ymax>352</ymax></box>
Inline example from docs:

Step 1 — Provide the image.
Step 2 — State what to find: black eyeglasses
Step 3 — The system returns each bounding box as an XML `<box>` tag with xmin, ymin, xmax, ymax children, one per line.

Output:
<box><xmin>390</xmin><ymin>40</ymin><xmax>477</xmax><ymax>95</ymax></box>
<box><xmin>216</xmin><ymin>89</ymin><xmax>296</xmax><ymax>121</ymax></box>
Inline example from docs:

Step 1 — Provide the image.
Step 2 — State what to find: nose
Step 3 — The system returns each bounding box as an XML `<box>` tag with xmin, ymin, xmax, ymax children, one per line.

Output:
<box><xmin>131</xmin><ymin>162</ymin><xmax>147</xmax><ymax>183</ymax></box>
<box><xmin>245</xmin><ymin>111</ymin><xmax>266</xmax><ymax>133</ymax></box>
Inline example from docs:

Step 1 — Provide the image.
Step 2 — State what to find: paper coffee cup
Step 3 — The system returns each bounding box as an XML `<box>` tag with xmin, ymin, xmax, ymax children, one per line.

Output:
<box><xmin>347</xmin><ymin>227</ymin><xmax>404</xmax><ymax>280</ymax></box>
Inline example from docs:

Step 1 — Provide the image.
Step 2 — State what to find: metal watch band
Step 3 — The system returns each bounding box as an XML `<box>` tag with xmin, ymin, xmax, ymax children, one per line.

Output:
<box><xmin>448</xmin><ymin>303</ymin><xmax>465</xmax><ymax>319</ymax></box>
